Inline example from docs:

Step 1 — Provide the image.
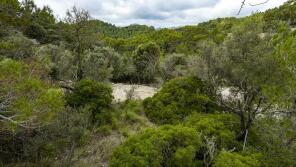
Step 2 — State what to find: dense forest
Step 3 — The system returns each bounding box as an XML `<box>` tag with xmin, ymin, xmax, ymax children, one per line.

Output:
<box><xmin>1</xmin><ymin>0</ymin><xmax>296</xmax><ymax>166</ymax></box>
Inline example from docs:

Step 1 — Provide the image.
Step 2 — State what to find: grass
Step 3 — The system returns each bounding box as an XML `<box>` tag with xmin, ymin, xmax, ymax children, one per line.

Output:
<box><xmin>71</xmin><ymin>100</ymin><xmax>155</xmax><ymax>166</ymax></box>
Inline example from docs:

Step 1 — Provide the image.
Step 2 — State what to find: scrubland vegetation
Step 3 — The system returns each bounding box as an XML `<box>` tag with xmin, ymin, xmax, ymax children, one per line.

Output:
<box><xmin>1</xmin><ymin>0</ymin><xmax>296</xmax><ymax>166</ymax></box>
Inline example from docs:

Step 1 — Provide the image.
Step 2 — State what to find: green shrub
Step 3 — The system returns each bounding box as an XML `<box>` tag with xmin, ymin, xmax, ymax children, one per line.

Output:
<box><xmin>160</xmin><ymin>53</ymin><xmax>188</xmax><ymax>81</ymax></box>
<box><xmin>110</xmin><ymin>125</ymin><xmax>203</xmax><ymax>167</ymax></box>
<box><xmin>35</xmin><ymin>44</ymin><xmax>76</xmax><ymax>81</ymax></box>
<box><xmin>83</xmin><ymin>47</ymin><xmax>123</xmax><ymax>82</ymax></box>
<box><xmin>185</xmin><ymin>113</ymin><xmax>239</xmax><ymax>149</ymax></box>
<box><xmin>0</xmin><ymin>34</ymin><xmax>36</xmax><ymax>59</ymax></box>
<box><xmin>133</xmin><ymin>42</ymin><xmax>161</xmax><ymax>83</ymax></box>
<box><xmin>143</xmin><ymin>76</ymin><xmax>218</xmax><ymax>124</ymax></box>
<box><xmin>214</xmin><ymin>151</ymin><xmax>261</xmax><ymax>167</ymax></box>
<box><xmin>66</xmin><ymin>79</ymin><xmax>113</xmax><ymax>125</ymax></box>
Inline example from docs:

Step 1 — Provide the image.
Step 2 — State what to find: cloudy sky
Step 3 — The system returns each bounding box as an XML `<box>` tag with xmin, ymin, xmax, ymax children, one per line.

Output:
<box><xmin>32</xmin><ymin>0</ymin><xmax>288</xmax><ymax>27</ymax></box>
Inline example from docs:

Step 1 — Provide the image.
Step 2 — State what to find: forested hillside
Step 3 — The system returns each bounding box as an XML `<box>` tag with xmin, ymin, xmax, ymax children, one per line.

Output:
<box><xmin>1</xmin><ymin>0</ymin><xmax>296</xmax><ymax>166</ymax></box>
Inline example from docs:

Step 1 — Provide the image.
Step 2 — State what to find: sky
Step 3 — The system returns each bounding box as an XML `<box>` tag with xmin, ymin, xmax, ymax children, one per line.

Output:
<box><xmin>32</xmin><ymin>0</ymin><xmax>288</xmax><ymax>28</ymax></box>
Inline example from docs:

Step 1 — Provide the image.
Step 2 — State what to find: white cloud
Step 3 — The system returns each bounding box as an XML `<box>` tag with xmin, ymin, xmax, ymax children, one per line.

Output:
<box><xmin>31</xmin><ymin>0</ymin><xmax>288</xmax><ymax>27</ymax></box>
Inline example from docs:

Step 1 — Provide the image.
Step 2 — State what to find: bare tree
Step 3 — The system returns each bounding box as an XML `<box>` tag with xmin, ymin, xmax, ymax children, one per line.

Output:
<box><xmin>238</xmin><ymin>0</ymin><xmax>270</xmax><ymax>15</ymax></box>
<box><xmin>203</xmin><ymin>136</ymin><xmax>217</xmax><ymax>167</ymax></box>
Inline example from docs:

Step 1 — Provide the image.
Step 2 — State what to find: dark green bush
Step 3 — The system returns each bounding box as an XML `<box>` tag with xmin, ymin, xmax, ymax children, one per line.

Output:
<box><xmin>143</xmin><ymin>76</ymin><xmax>218</xmax><ymax>124</ymax></box>
<box><xmin>110</xmin><ymin>125</ymin><xmax>203</xmax><ymax>167</ymax></box>
<box><xmin>66</xmin><ymin>79</ymin><xmax>113</xmax><ymax>125</ymax></box>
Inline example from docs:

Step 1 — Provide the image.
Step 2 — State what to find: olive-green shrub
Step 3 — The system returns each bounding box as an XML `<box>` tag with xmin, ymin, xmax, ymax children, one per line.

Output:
<box><xmin>143</xmin><ymin>76</ymin><xmax>218</xmax><ymax>124</ymax></box>
<box><xmin>110</xmin><ymin>125</ymin><xmax>203</xmax><ymax>167</ymax></box>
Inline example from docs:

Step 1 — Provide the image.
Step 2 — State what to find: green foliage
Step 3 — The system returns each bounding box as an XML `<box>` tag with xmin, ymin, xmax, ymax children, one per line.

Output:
<box><xmin>35</xmin><ymin>44</ymin><xmax>76</xmax><ymax>81</ymax></box>
<box><xmin>143</xmin><ymin>76</ymin><xmax>217</xmax><ymax>124</ymax></box>
<box><xmin>133</xmin><ymin>42</ymin><xmax>161</xmax><ymax>83</ymax></box>
<box><xmin>91</xmin><ymin>20</ymin><xmax>155</xmax><ymax>38</ymax></box>
<box><xmin>66</xmin><ymin>79</ymin><xmax>113</xmax><ymax>124</ymax></box>
<box><xmin>0</xmin><ymin>59</ymin><xmax>64</xmax><ymax>129</ymax></box>
<box><xmin>214</xmin><ymin>151</ymin><xmax>261</xmax><ymax>167</ymax></box>
<box><xmin>18</xmin><ymin>107</ymin><xmax>91</xmax><ymax>166</ymax></box>
<box><xmin>0</xmin><ymin>33</ymin><xmax>36</xmax><ymax>59</ymax></box>
<box><xmin>248</xmin><ymin>116</ymin><xmax>296</xmax><ymax>167</ymax></box>
<box><xmin>185</xmin><ymin>113</ymin><xmax>239</xmax><ymax>149</ymax></box>
<box><xmin>0</xmin><ymin>0</ymin><xmax>21</xmax><ymax>26</ymax></box>
<box><xmin>160</xmin><ymin>54</ymin><xmax>189</xmax><ymax>81</ymax></box>
<box><xmin>264</xmin><ymin>0</ymin><xmax>296</xmax><ymax>26</ymax></box>
<box><xmin>0</xmin><ymin>59</ymin><xmax>65</xmax><ymax>164</ymax></box>
<box><xmin>110</xmin><ymin>125</ymin><xmax>203</xmax><ymax>167</ymax></box>
<box><xmin>83</xmin><ymin>47</ymin><xmax>124</xmax><ymax>82</ymax></box>
<box><xmin>2</xmin><ymin>1</ymin><xmax>296</xmax><ymax>166</ymax></box>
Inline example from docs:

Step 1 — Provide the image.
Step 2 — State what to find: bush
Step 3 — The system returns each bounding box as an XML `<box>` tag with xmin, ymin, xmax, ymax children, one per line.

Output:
<box><xmin>66</xmin><ymin>79</ymin><xmax>113</xmax><ymax>125</ymax></box>
<box><xmin>35</xmin><ymin>44</ymin><xmax>76</xmax><ymax>81</ymax></box>
<box><xmin>24</xmin><ymin>22</ymin><xmax>46</xmax><ymax>42</ymax></box>
<box><xmin>185</xmin><ymin>113</ymin><xmax>239</xmax><ymax>149</ymax></box>
<box><xmin>214</xmin><ymin>151</ymin><xmax>261</xmax><ymax>167</ymax></box>
<box><xmin>110</xmin><ymin>125</ymin><xmax>203</xmax><ymax>167</ymax></box>
<box><xmin>0</xmin><ymin>33</ymin><xmax>36</xmax><ymax>59</ymax></box>
<box><xmin>133</xmin><ymin>42</ymin><xmax>161</xmax><ymax>83</ymax></box>
<box><xmin>83</xmin><ymin>47</ymin><xmax>123</xmax><ymax>82</ymax></box>
<box><xmin>143</xmin><ymin>76</ymin><xmax>218</xmax><ymax>124</ymax></box>
<box><xmin>160</xmin><ymin>53</ymin><xmax>188</xmax><ymax>81</ymax></box>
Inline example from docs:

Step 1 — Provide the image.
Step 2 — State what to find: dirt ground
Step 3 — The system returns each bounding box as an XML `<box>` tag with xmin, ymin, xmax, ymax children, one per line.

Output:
<box><xmin>112</xmin><ymin>83</ymin><xmax>158</xmax><ymax>102</ymax></box>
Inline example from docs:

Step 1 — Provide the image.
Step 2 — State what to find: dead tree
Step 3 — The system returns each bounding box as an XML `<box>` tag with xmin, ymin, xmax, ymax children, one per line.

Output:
<box><xmin>238</xmin><ymin>0</ymin><xmax>270</xmax><ymax>15</ymax></box>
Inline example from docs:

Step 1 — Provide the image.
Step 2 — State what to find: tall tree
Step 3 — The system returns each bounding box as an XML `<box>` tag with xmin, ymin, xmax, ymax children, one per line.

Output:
<box><xmin>65</xmin><ymin>6</ymin><xmax>92</xmax><ymax>81</ymax></box>
<box><xmin>199</xmin><ymin>17</ymin><xmax>295</xmax><ymax>142</ymax></box>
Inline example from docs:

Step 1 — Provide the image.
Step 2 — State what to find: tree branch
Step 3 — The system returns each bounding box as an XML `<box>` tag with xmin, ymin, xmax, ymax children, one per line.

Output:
<box><xmin>238</xmin><ymin>0</ymin><xmax>270</xmax><ymax>15</ymax></box>
<box><xmin>249</xmin><ymin>0</ymin><xmax>269</xmax><ymax>6</ymax></box>
<box><xmin>238</xmin><ymin>0</ymin><xmax>247</xmax><ymax>15</ymax></box>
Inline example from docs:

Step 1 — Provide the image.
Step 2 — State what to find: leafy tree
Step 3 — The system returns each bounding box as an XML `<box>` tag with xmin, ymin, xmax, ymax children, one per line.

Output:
<box><xmin>133</xmin><ymin>42</ymin><xmax>161</xmax><ymax>83</ymax></box>
<box><xmin>110</xmin><ymin>125</ymin><xmax>203</xmax><ymax>167</ymax></box>
<box><xmin>198</xmin><ymin>17</ymin><xmax>295</xmax><ymax>142</ymax></box>
<box><xmin>143</xmin><ymin>76</ymin><xmax>218</xmax><ymax>124</ymax></box>
<box><xmin>152</xmin><ymin>29</ymin><xmax>183</xmax><ymax>53</ymax></box>
<box><xmin>64</xmin><ymin>6</ymin><xmax>93</xmax><ymax>81</ymax></box>
<box><xmin>66</xmin><ymin>79</ymin><xmax>113</xmax><ymax>125</ymax></box>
